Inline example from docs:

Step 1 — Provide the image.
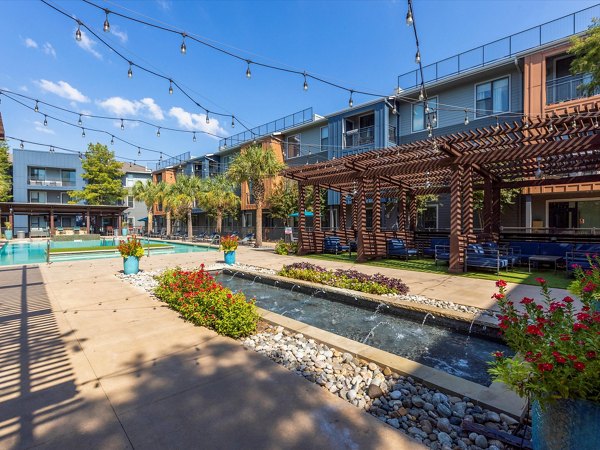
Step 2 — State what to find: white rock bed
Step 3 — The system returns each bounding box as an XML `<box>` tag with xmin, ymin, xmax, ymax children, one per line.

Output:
<box><xmin>119</xmin><ymin>268</ymin><xmax>525</xmax><ymax>450</ymax></box>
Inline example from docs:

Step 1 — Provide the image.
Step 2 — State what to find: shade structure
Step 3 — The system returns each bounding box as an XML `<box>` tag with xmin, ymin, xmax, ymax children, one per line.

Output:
<box><xmin>289</xmin><ymin>211</ymin><xmax>314</xmax><ymax>217</ymax></box>
<box><xmin>138</xmin><ymin>217</ymin><xmax>148</xmax><ymax>222</ymax></box>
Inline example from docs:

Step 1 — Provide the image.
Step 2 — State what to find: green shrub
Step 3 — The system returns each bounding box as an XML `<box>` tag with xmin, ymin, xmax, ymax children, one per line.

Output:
<box><xmin>274</xmin><ymin>239</ymin><xmax>298</xmax><ymax>255</ymax></box>
<box><xmin>154</xmin><ymin>265</ymin><xmax>259</xmax><ymax>338</ymax></box>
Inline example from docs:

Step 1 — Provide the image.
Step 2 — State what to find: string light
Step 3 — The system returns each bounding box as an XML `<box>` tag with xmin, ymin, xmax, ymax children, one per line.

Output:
<box><xmin>205</xmin><ymin>111</ymin><xmax>210</xmax><ymax>124</ymax></box>
<box><xmin>406</xmin><ymin>6</ymin><xmax>413</xmax><ymax>26</ymax></box>
<box><xmin>494</xmin><ymin>116</ymin><xmax>500</xmax><ymax>131</ymax></box>
<box><xmin>168</xmin><ymin>79</ymin><xmax>173</xmax><ymax>95</ymax></box>
<box><xmin>180</xmin><ymin>33</ymin><xmax>187</xmax><ymax>54</ymax></box>
<box><xmin>192</xmin><ymin>132</ymin><xmax>196</xmax><ymax>142</ymax></box>
<box><xmin>110</xmin><ymin>135</ymin><xmax>114</xmax><ymax>145</ymax></box>
<box><xmin>138</xmin><ymin>147</ymin><xmax>141</xmax><ymax>157</ymax></box>
<box><xmin>418</xmin><ymin>88</ymin><xmax>424</xmax><ymax>102</ymax></box>
<box><xmin>75</xmin><ymin>22</ymin><xmax>82</xmax><ymax>41</ymax></box>
<box><xmin>156</xmin><ymin>127</ymin><xmax>161</xmax><ymax>137</ymax></box>
<box><xmin>34</xmin><ymin>100</ymin><xmax>39</xmax><ymax>112</ymax></box>
<box><xmin>159</xmin><ymin>152</ymin><xmax>163</xmax><ymax>161</ymax></box>
<box><xmin>535</xmin><ymin>156</ymin><xmax>543</xmax><ymax>179</ymax></box>
<box><xmin>81</xmin><ymin>128</ymin><xmax>86</xmax><ymax>137</ymax></box>
<box><xmin>103</xmin><ymin>9</ymin><xmax>110</xmax><ymax>32</ymax></box>
<box><xmin>246</xmin><ymin>60</ymin><xmax>252</xmax><ymax>78</ymax></box>
<box><xmin>303</xmin><ymin>72</ymin><xmax>308</xmax><ymax>91</ymax></box>
<box><xmin>43</xmin><ymin>115</ymin><xmax>48</xmax><ymax>126</ymax></box>
<box><xmin>415</xmin><ymin>50</ymin><xmax>421</xmax><ymax>64</ymax></box>
<box><xmin>120</xmin><ymin>119</ymin><xmax>125</xmax><ymax>130</ymax></box>
<box><xmin>20</xmin><ymin>140</ymin><xmax>24</xmax><ymax>149</ymax></box>
<box><xmin>127</xmin><ymin>62</ymin><xmax>133</xmax><ymax>78</ymax></box>
<box><xmin>348</xmin><ymin>90</ymin><xmax>354</xmax><ymax>108</ymax></box>
<box><xmin>464</xmin><ymin>110</ymin><xmax>469</xmax><ymax>126</ymax></box>
<box><xmin>231</xmin><ymin>116</ymin><xmax>235</xmax><ymax>128</ymax></box>
<box><xmin>78</xmin><ymin>114</ymin><xmax>83</xmax><ymax>126</ymax></box>
<box><xmin>50</xmin><ymin>146</ymin><xmax>55</xmax><ymax>153</ymax></box>
<box><xmin>547</xmin><ymin>123</ymin><xmax>554</xmax><ymax>132</ymax></box>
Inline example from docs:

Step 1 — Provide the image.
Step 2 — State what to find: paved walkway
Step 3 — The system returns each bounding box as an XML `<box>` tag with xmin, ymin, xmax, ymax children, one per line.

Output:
<box><xmin>0</xmin><ymin>260</ymin><xmax>424</xmax><ymax>449</ymax></box>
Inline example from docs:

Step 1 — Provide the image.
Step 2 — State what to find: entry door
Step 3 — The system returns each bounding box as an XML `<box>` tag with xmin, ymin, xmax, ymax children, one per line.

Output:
<box><xmin>549</xmin><ymin>202</ymin><xmax>578</xmax><ymax>229</ymax></box>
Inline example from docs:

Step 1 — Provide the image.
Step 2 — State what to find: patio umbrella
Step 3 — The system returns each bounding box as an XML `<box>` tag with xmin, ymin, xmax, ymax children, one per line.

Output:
<box><xmin>289</xmin><ymin>211</ymin><xmax>314</xmax><ymax>217</ymax></box>
<box><xmin>138</xmin><ymin>217</ymin><xmax>148</xmax><ymax>222</ymax></box>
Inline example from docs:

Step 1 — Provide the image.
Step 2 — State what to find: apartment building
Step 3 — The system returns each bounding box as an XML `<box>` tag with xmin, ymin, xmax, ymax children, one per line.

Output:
<box><xmin>120</xmin><ymin>162</ymin><xmax>152</xmax><ymax>231</ymax></box>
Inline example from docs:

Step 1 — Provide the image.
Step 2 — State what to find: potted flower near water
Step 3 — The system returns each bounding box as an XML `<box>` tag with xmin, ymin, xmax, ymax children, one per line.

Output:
<box><xmin>489</xmin><ymin>266</ymin><xmax>600</xmax><ymax>450</ymax></box>
<box><xmin>3</xmin><ymin>222</ymin><xmax>12</xmax><ymax>240</ymax></box>
<box><xmin>220</xmin><ymin>235</ymin><xmax>238</xmax><ymax>265</ymax></box>
<box><xmin>121</xmin><ymin>221</ymin><xmax>129</xmax><ymax>236</ymax></box>
<box><xmin>118</xmin><ymin>237</ymin><xmax>145</xmax><ymax>275</ymax></box>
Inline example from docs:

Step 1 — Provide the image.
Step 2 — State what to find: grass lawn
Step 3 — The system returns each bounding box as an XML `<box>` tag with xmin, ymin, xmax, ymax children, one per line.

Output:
<box><xmin>49</xmin><ymin>243</ymin><xmax>170</xmax><ymax>253</ymax></box>
<box><xmin>305</xmin><ymin>253</ymin><xmax>572</xmax><ymax>290</ymax></box>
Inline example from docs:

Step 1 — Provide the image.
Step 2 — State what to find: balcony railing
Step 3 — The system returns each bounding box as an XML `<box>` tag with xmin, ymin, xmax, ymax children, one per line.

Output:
<box><xmin>397</xmin><ymin>4</ymin><xmax>599</xmax><ymax>90</ymax></box>
<box><xmin>546</xmin><ymin>73</ymin><xmax>599</xmax><ymax>105</ymax></box>
<box><xmin>28</xmin><ymin>179</ymin><xmax>76</xmax><ymax>187</ymax></box>
<box><xmin>344</xmin><ymin>126</ymin><xmax>374</xmax><ymax>148</ymax></box>
<box><xmin>388</xmin><ymin>125</ymin><xmax>397</xmax><ymax>145</ymax></box>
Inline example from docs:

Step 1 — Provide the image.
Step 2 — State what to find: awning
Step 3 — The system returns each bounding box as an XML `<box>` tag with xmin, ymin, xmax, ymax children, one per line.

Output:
<box><xmin>289</xmin><ymin>211</ymin><xmax>314</xmax><ymax>217</ymax></box>
<box><xmin>138</xmin><ymin>217</ymin><xmax>148</xmax><ymax>222</ymax></box>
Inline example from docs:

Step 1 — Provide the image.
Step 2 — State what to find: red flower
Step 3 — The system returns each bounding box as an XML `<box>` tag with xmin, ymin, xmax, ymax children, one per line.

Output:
<box><xmin>535</xmin><ymin>277</ymin><xmax>546</xmax><ymax>285</ymax></box>
<box><xmin>559</xmin><ymin>334</ymin><xmax>571</xmax><ymax>341</ymax></box>
<box><xmin>496</xmin><ymin>280</ymin><xmax>507</xmax><ymax>288</ymax></box>
<box><xmin>554</xmin><ymin>356</ymin><xmax>567</xmax><ymax>364</ymax></box>
<box><xmin>492</xmin><ymin>293</ymin><xmax>505</xmax><ymax>300</ymax></box>
<box><xmin>493</xmin><ymin>351</ymin><xmax>504</xmax><ymax>358</ymax></box>
<box><xmin>567</xmin><ymin>354</ymin><xmax>578</xmax><ymax>361</ymax></box>
<box><xmin>520</xmin><ymin>297</ymin><xmax>534</xmax><ymax>305</ymax></box>
<box><xmin>574</xmin><ymin>362</ymin><xmax>586</xmax><ymax>372</ymax></box>
<box><xmin>537</xmin><ymin>363</ymin><xmax>554</xmax><ymax>372</ymax></box>
<box><xmin>576</xmin><ymin>312</ymin><xmax>591</xmax><ymax>322</ymax></box>
<box><xmin>583</xmin><ymin>282</ymin><xmax>597</xmax><ymax>293</ymax></box>
<box><xmin>526</xmin><ymin>325</ymin><xmax>544</xmax><ymax>336</ymax></box>
<box><xmin>586</xmin><ymin>351</ymin><xmax>597</xmax><ymax>359</ymax></box>
<box><xmin>562</xmin><ymin>296</ymin><xmax>574</xmax><ymax>303</ymax></box>
<box><xmin>573</xmin><ymin>323</ymin><xmax>590</xmax><ymax>332</ymax></box>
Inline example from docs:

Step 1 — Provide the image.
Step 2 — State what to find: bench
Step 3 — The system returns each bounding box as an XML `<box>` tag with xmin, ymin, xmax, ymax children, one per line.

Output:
<box><xmin>466</xmin><ymin>244</ymin><xmax>509</xmax><ymax>274</ymax></box>
<box><xmin>386</xmin><ymin>238</ymin><xmax>418</xmax><ymax>260</ymax></box>
<box><xmin>323</xmin><ymin>236</ymin><xmax>350</xmax><ymax>255</ymax></box>
<box><xmin>423</xmin><ymin>238</ymin><xmax>449</xmax><ymax>258</ymax></box>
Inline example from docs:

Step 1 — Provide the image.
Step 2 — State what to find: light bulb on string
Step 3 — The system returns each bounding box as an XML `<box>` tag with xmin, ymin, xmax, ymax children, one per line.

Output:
<box><xmin>110</xmin><ymin>135</ymin><xmax>114</xmax><ymax>145</ymax></box>
<box><xmin>127</xmin><ymin>62</ymin><xmax>133</xmax><ymax>78</ymax></box>
<box><xmin>425</xmin><ymin>104</ymin><xmax>430</xmax><ymax>114</ymax></box>
<box><xmin>75</xmin><ymin>22</ymin><xmax>82</xmax><ymax>41</ymax></box>
<box><xmin>50</xmin><ymin>146</ymin><xmax>54</xmax><ymax>153</ymax></box>
<box><xmin>103</xmin><ymin>9</ymin><xmax>110</xmax><ymax>32</ymax></box>
<box><xmin>495</xmin><ymin>116</ymin><xmax>500</xmax><ymax>131</ymax></box>
<box><xmin>168</xmin><ymin>80</ymin><xmax>173</xmax><ymax>95</ymax></box>
<box><xmin>535</xmin><ymin>156</ymin><xmax>543</xmax><ymax>179</ymax></box>
<box><xmin>120</xmin><ymin>119</ymin><xmax>125</xmax><ymax>131</ymax></box>
<box><xmin>406</xmin><ymin>9</ymin><xmax>413</xmax><ymax>26</ymax></box>
<box><xmin>180</xmin><ymin>33</ymin><xmax>187</xmax><ymax>54</ymax></box>
<box><xmin>246</xmin><ymin>60</ymin><xmax>252</xmax><ymax>78</ymax></box>
<box><xmin>418</xmin><ymin>88</ymin><xmax>424</xmax><ymax>102</ymax></box>
<box><xmin>137</xmin><ymin>147</ymin><xmax>141</xmax><ymax>157</ymax></box>
<box><xmin>348</xmin><ymin>90</ymin><xmax>354</xmax><ymax>108</ymax></box>
<box><xmin>415</xmin><ymin>50</ymin><xmax>421</xmax><ymax>64</ymax></box>
<box><xmin>34</xmin><ymin>100</ymin><xmax>39</xmax><ymax>113</ymax></box>
<box><xmin>81</xmin><ymin>128</ymin><xmax>86</xmax><ymax>138</ymax></box>
<box><xmin>303</xmin><ymin>72</ymin><xmax>308</xmax><ymax>91</ymax></box>
<box><xmin>159</xmin><ymin>152</ymin><xmax>163</xmax><ymax>161</ymax></box>
<box><xmin>156</xmin><ymin>127</ymin><xmax>161</xmax><ymax>137</ymax></box>
<box><xmin>78</xmin><ymin>114</ymin><xmax>83</xmax><ymax>126</ymax></box>
<box><xmin>20</xmin><ymin>141</ymin><xmax>24</xmax><ymax>149</ymax></box>
<box><xmin>192</xmin><ymin>132</ymin><xmax>196</xmax><ymax>142</ymax></box>
<box><xmin>464</xmin><ymin>110</ymin><xmax>469</xmax><ymax>126</ymax></box>
<box><xmin>205</xmin><ymin>111</ymin><xmax>210</xmax><ymax>124</ymax></box>
<box><xmin>43</xmin><ymin>115</ymin><xmax>48</xmax><ymax>126</ymax></box>
<box><xmin>231</xmin><ymin>116</ymin><xmax>235</xmax><ymax>128</ymax></box>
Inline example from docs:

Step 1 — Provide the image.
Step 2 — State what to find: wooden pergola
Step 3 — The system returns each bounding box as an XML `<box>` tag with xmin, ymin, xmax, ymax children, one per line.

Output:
<box><xmin>283</xmin><ymin>104</ymin><xmax>600</xmax><ymax>272</ymax></box>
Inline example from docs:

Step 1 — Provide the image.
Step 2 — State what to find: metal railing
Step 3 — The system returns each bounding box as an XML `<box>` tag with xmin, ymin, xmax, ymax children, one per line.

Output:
<box><xmin>155</xmin><ymin>152</ymin><xmax>190</xmax><ymax>171</ymax></box>
<box><xmin>397</xmin><ymin>4</ymin><xmax>600</xmax><ymax>90</ymax></box>
<box><xmin>28</xmin><ymin>179</ymin><xmax>76</xmax><ymax>187</ymax></box>
<box><xmin>344</xmin><ymin>125</ymin><xmax>375</xmax><ymax>148</ymax></box>
<box><xmin>388</xmin><ymin>125</ymin><xmax>398</xmax><ymax>145</ymax></box>
<box><xmin>546</xmin><ymin>73</ymin><xmax>598</xmax><ymax>104</ymax></box>
<box><xmin>218</xmin><ymin>108</ymin><xmax>314</xmax><ymax>149</ymax></box>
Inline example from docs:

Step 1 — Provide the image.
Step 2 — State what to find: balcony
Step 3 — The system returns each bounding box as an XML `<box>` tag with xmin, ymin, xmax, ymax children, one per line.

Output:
<box><xmin>28</xmin><ymin>179</ymin><xmax>76</xmax><ymax>187</ymax></box>
<box><xmin>546</xmin><ymin>73</ymin><xmax>599</xmax><ymax>105</ymax></box>
<box><xmin>343</xmin><ymin>125</ymin><xmax>397</xmax><ymax>148</ymax></box>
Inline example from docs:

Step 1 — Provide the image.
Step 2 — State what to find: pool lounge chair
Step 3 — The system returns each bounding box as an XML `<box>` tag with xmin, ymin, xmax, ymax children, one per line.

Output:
<box><xmin>323</xmin><ymin>236</ymin><xmax>350</xmax><ymax>255</ymax></box>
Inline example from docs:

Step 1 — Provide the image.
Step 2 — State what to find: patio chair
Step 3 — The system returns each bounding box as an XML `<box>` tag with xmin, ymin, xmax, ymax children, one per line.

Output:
<box><xmin>465</xmin><ymin>244</ymin><xmax>509</xmax><ymax>274</ymax></box>
<box><xmin>423</xmin><ymin>238</ymin><xmax>449</xmax><ymax>258</ymax></box>
<box><xmin>323</xmin><ymin>236</ymin><xmax>350</xmax><ymax>255</ymax></box>
<box><xmin>386</xmin><ymin>238</ymin><xmax>418</xmax><ymax>260</ymax></box>
<box><xmin>73</xmin><ymin>226</ymin><xmax>81</xmax><ymax>235</ymax></box>
<box><xmin>238</xmin><ymin>233</ymin><xmax>255</xmax><ymax>246</ymax></box>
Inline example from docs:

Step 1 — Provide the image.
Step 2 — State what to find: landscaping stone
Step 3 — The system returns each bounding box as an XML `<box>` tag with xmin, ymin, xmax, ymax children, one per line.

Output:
<box><xmin>436</xmin><ymin>418</ymin><xmax>452</xmax><ymax>433</ymax></box>
<box><xmin>367</xmin><ymin>384</ymin><xmax>384</xmax><ymax>399</ymax></box>
<box><xmin>475</xmin><ymin>434</ymin><xmax>489</xmax><ymax>448</ymax></box>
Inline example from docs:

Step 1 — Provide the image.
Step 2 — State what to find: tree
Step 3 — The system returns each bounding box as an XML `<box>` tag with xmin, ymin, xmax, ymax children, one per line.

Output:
<box><xmin>569</xmin><ymin>19</ymin><xmax>600</xmax><ymax>96</ymax></box>
<box><xmin>155</xmin><ymin>181</ymin><xmax>172</xmax><ymax>235</ymax></box>
<box><xmin>132</xmin><ymin>179</ymin><xmax>161</xmax><ymax>234</ymax></box>
<box><xmin>473</xmin><ymin>188</ymin><xmax>520</xmax><ymax>228</ymax></box>
<box><xmin>70</xmin><ymin>143</ymin><xmax>126</xmax><ymax>205</ymax></box>
<box><xmin>197</xmin><ymin>175</ymin><xmax>240</xmax><ymax>233</ymax></box>
<box><xmin>168</xmin><ymin>175</ymin><xmax>203</xmax><ymax>238</ymax></box>
<box><xmin>227</xmin><ymin>145</ymin><xmax>286</xmax><ymax>247</ymax></box>
<box><xmin>268</xmin><ymin>179</ymin><xmax>298</xmax><ymax>226</ymax></box>
<box><xmin>0</xmin><ymin>140</ymin><xmax>11</xmax><ymax>202</ymax></box>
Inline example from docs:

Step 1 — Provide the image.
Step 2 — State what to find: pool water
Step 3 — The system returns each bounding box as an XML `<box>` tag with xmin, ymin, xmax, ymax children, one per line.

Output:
<box><xmin>0</xmin><ymin>239</ymin><xmax>215</xmax><ymax>266</ymax></box>
<box><xmin>216</xmin><ymin>274</ymin><xmax>510</xmax><ymax>386</ymax></box>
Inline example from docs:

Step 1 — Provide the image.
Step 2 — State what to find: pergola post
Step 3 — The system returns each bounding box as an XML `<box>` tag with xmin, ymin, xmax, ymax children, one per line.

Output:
<box><xmin>398</xmin><ymin>189</ymin><xmax>407</xmax><ymax>231</ymax></box>
<box><xmin>297</xmin><ymin>183</ymin><xmax>307</xmax><ymax>254</ymax></box>
<box><xmin>86</xmin><ymin>209</ymin><xmax>91</xmax><ymax>234</ymax></box>
<box><xmin>356</xmin><ymin>179</ymin><xmax>367</xmax><ymax>262</ymax></box>
<box><xmin>462</xmin><ymin>165</ymin><xmax>474</xmax><ymax>236</ymax></box>
<box><xmin>49</xmin><ymin>209</ymin><xmax>55</xmax><ymax>236</ymax></box>
<box><xmin>408</xmin><ymin>190</ymin><xmax>417</xmax><ymax>231</ymax></box>
<box><xmin>373</xmin><ymin>178</ymin><xmax>381</xmax><ymax>233</ymax></box>
<box><xmin>483</xmin><ymin>178</ymin><xmax>501</xmax><ymax>238</ymax></box>
<box><xmin>491</xmin><ymin>184</ymin><xmax>501</xmax><ymax>237</ymax></box>
<box><xmin>340</xmin><ymin>194</ymin><xmax>347</xmax><ymax>230</ymax></box>
<box><xmin>313</xmin><ymin>185</ymin><xmax>321</xmax><ymax>231</ymax></box>
<box><xmin>351</xmin><ymin>193</ymin><xmax>357</xmax><ymax>231</ymax></box>
<box><xmin>449</xmin><ymin>165</ymin><xmax>464</xmax><ymax>273</ymax></box>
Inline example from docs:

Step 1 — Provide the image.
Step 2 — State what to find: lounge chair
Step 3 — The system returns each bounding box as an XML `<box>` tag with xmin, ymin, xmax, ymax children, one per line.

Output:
<box><xmin>386</xmin><ymin>238</ymin><xmax>418</xmax><ymax>260</ymax></box>
<box><xmin>238</xmin><ymin>233</ymin><xmax>255</xmax><ymax>246</ymax></box>
<box><xmin>323</xmin><ymin>236</ymin><xmax>350</xmax><ymax>255</ymax></box>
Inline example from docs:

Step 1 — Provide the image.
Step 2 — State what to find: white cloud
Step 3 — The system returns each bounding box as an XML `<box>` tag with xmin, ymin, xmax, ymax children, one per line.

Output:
<box><xmin>24</xmin><ymin>37</ymin><xmax>38</xmax><ymax>49</ymax></box>
<box><xmin>34</xmin><ymin>121</ymin><xmax>55</xmax><ymax>135</ymax></box>
<box><xmin>156</xmin><ymin>0</ymin><xmax>171</xmax><ymax>11</ymax></box>
<box><xmin>37</xmin><ymin>79</ymin><xmax>90</xmax><ymax>103</ymax></box>
<box><xmin>97</xmin><ymin>96</ymin><xmax>164</xmax><ymax>122</ymax></box>
<box><xmin>19</xmin><ymin>85</ymin><xmax>29</xmax><ymax>92</ymax></box>
<box><xmin>110</xmin><ymin>25</ymin><xmax>128</xmax><ymax>43</ymax></box>
<box><xmin>168</xmin><ymin>106</ymin><xmax>226</xmax><ymax>138</ymax></box>
<box><xmin>42</xmin><ymin>42</ymin><xmax>56</xmax><ymax>58</ymax></box>
<box><xmin>75</xmin><ymin>28</ymin><xmax>102</xmax><ymax>59</ymax></box>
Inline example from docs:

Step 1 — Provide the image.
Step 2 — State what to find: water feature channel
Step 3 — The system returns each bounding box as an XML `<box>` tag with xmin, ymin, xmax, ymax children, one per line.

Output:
<box><xmin>215</xmin><ymin>273</ymin><xmax>510</xmax><ymax>386</ymax></box>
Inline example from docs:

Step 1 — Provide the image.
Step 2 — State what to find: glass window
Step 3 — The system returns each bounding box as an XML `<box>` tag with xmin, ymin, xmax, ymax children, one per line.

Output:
<box><xmin>61</xmin><ymin>170</ymin><xmax>76</xmax><ymax>187</ymax></box>
<box><xmin>29</xmin><ymin>167</ymin><xmax>46</xmax><ymax>183</ymax></box>
<box><xmin>61</xmin><ymin>192</ymin><xmax>71</xmax><ymax>204</ymax></box>
<box><xmin>127</xmin><ymin>196</ymin><xmax>134</xmax><ymax>208</ymax></box>
<box><xmin>29</xmin><ymin>191</ymin><xmax>47</xmax><ymax>203</ymax></box>
<box><xmin>286</xmin><ymin>134</ymin><xmax>301</xmax><ymax>158</ymax></box>
<box><xmin>418</xmin><ymin>205</ymin><xmax>438</xmax><ymax>229</ymax></box>
<box><xmin>476</xmin><ymin>77</ymin><xmax>509</xmax><ymax>117</ymax></box>
<box><xmin>412</xmin><ymin>97</ymin><xmax>438</xmax><ymax>132</ymax></box>
<box><xmin>320</xmin><ymin>126</ymin><xmax>329</xmax><ymax>150</ymax></box>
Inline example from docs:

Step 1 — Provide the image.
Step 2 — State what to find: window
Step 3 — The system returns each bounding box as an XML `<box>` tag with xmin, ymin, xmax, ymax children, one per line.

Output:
<box><xmin>412</xmin><ymin>97</ymin><xmax>438</xmax><ymax>132</ymax></box>
<box><xmin>29</xmin><ymin>191</ymin><xmax>47</xmax><ymax>203</ymax></box>
<box><xmin>29</xmin><ymin>167</ymin><xmax>46</xmax><ymax>183</ymax></box>
<box><xmin>320</xmin><ymin>126</ymin><xmax>329</xmax><ymax>150</ymax></box>
<box><xmin>60</xmin><ymin>192</ymin><xmax>71</xmax><ymax>204</ymax></box>
<box><xmin>61</xmin><ymin>170</ymin><xmax>76</xmax><ymax>187</ymax></box>
<box><xmin>126</xmin><ymin>196</ymin><xmax>134</xmax><ymax>208</ymax></box>
<box><xmin>359</xmin><ymin>114</ymin><xmax>374</xmax><ymax>129</ymax></box>
<box><xmin>418</xmin><ymin>204</ymin><xmax>438</xmax><ymax>229</ymax></box>
<box><xmin>476</xmin><ymin>77</ymin><xmax>509</xmax><ymax>117</ymax></box>
<box><xmin>286</xmin><ymin>134</ymin><xmax>301</xmax><ymax>158</ymax></box>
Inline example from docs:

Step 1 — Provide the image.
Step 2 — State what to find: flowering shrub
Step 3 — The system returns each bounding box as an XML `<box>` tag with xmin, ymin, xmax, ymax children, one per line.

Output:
<box><xmin>220</xmin><ymin>235</ymin><xmax>238</xmax><ymax>252</ymax></box>
<box><xmin>154</xmin><ymin>265</ymin><xmax>258</xmax><ymax>338</ymax></box>
<box><xmin>274</xmin><ymin>240</ymin><xmax>298</xmax><ymax>255</ymax></box>
<box><xmin>118</xmin><ymin>237</ymin><xmax>145</xmax><ymax>258</ymax></box>
<box><xmin>489</xmin><ymin>276</ymin><xmax>600</xmax><ymax>405</ymax></box>
<box><xmin>278</xmin><ymin>263</ymin><xmax>409</xmax><ymax>295</ymax></box>
<box><xmin>569</xmin><ymin>254</ymin><xmax>600</xmax><ymax>307</ymax></box>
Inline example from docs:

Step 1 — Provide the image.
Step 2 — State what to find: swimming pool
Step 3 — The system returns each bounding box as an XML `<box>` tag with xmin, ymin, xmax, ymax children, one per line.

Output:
<box><xmin>0</xmin><ymin>239</ymin><xmax>216</xmax><ymax>266</ymax></box>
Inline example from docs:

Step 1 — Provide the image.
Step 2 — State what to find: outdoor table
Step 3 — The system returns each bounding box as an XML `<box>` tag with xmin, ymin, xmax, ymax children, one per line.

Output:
<box><xmin>528</xmin><ymin>255</ymin><xmax>563</xmax><ymax>274</ymax></box>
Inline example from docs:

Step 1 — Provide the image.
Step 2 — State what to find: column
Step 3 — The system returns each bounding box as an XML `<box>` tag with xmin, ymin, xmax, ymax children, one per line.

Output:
<box><xmin>373</xmin><ymin>179</ymin><xmax>381</xmax><ymax>233</ymax></box>
<box><xmin>50</xmin><ymin>209</ymin><xmax>55</xmax><ymax>236</ymax></box>
<box><xmin>525</xmin><ymin>194</ymin><xmax>532</xmax><ymax>233</ymax></box>
<box><xmin>340</xmin><ymin>194</ymin><xmax>347</xmax><ymax>230</ymax></box>
<box><xmin>449</xmin><ymin>165</ymin><xmax>464</xmax><ymax>273</ymax></box>
<box><xmin>86</xmin><ymin>209</ymin><xmax>91</xmax><ymax>234</ymax></box>
<box><xmin>313</xmin><ymin>185</ymin><xmax>321</xmax><ymax>231</ymax></box>
<box><xmin>492</xmin><ymin>184</ymin><xmax>501</xmax><ymax>236</ymax></box>
<box><xmin>462</xmin><ymin>165</ymin><xmax>474</xmax><ymax>236</ymax></box>
<box><xmin>408</xmin><ymin>190</ymin><xmax>417</xmax><ymax>232</ymax></box>
<box><xmin>9</xmin><ymin>208</ymin><xmax>14</xmax><ymax>230</ymax></box>
<box><xmin>356</xmin><ymin>179</ymin><xmax>368</xmax><ymax>262</ymax></box>
<box><xmin>297</xmin><ymin>183</ymin><xmax>307</xmax><ymax>254</ymax></box>
<box><xmin>398</xmin><ymin>189</ymin><xmax>407</xmax><ymax>231</ymax></box>
<box><xmin>483</xmin><ymin>178</ymin><xmax>493</xmax><ymax>235</ymax></box>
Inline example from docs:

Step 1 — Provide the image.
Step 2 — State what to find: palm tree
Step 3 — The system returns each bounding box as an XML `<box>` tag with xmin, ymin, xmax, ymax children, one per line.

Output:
<box><xmin>169</xmin><ymin>175</ymin><xmax>203</xmax><ymax>238</ymax></box>
<box><xmin>227</xmin><ymin>144</ymin><xmax>285</xmax><ymax>247</ymax></box>
<box><xmin>155</xmin><ymin>181</ymin><xmax>172</xmax><ymax>236</ymax></box>
<box><xmin>132</xmin><ymin>180</ymin><xmax>161</xmax><ymax>235</ymax></box>
<box><xmin>198</xmin><ymin>175</ymin><xmax>240</xmax><ymax>234</ymax></box>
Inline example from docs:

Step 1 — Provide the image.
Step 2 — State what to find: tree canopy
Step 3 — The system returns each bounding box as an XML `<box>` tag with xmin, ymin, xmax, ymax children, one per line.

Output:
<box><xmin>132</xmin><ymin>179</ymin><xmax>161</xmax><ymax>233</ymax></box>
<box><xmin>197</xmin><ymin>174</ymin><xmax>239</xmax><ymax>233</ymax></box>
<box><xmin>570</xmin><ymin>18</ymin><xmax>600</xmax><ymax>96</ymax></box>
<box><xmin>0</xmin><ymin>141</ymin><xmax>11</xmax><ymax>202</ymax></box>
<box><xmin>70</xmin><ymin>143</ymin><xmax>126</xmax><ymax>205</ymax></box>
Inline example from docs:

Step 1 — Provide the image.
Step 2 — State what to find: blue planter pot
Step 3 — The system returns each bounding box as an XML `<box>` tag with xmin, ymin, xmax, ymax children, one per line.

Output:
<box><xmin>122</xmin><ymin>228</ymin><xmax>128</xmax><ymax>236</ymax></box>
<box><xmin>532</xmin><ymin>399</ymin><xmax>600</xmax><ymax>450</ymax></box>
<box><xmin>123</xmin><ymin>256</ymin><xmax>140</xmax><ymax>275</ymax></box>
<box><xmin>4</xmin><ymin>230</ymin><xmax>12</xmax><ymax>240</ymax></box>
<box><xmin>224</xmin><ymin>251</ymin><xmax>236</xmax><ymax>265</ymax></box>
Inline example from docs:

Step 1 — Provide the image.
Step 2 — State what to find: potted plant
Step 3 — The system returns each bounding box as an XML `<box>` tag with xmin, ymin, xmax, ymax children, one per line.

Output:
<box><xmin>489</xmin><ymin>270</ymin><xmax>600</xmax><ymax>450</ymax></box>
<box><xmin>3</xmin><ymin>222</ymin><xmax>12</xmax><ymax>240</ymax></box>
<box><xmin>118</xmin><ymin>237</ymin><xmax>145</xmax><ymax>274</ymax></box>
<box><xmin>220</xmin><ymin>235</ymin><xmax>238</xmax><ymax>265</ymax></box>
<box><xmin>121</xmin><ymin>220</ymin><xmax>129</xmax><ymax>236</ymax></box>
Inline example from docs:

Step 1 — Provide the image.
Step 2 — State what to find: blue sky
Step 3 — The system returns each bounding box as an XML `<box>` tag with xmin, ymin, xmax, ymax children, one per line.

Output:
<box><xmin>0</xmin><ymin>0</ymin><xmax>598</xmax><ymax>167</ymax></box>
